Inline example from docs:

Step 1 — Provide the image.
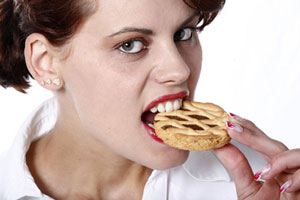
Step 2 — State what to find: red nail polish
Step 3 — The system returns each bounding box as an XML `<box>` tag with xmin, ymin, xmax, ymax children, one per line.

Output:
<box><xmin>226</xmin><ymin>121</ymin><xmax>244</xmax><ymax>132</ymax></box>
<box><xmin>254</xmin><ymin>172</ymin><xmax>262</xmax><ymax>181</ymax></box>
<box><xmin>227</xmin><ymin>121</ymin><xmax>234</xmax><ymax>128</ymax></box>
<box><xmin>254</xmin><ymin>164</ymin><xmax>271</xmax><ymax>182</ymax></box>
<box><xmin>280</xmin><ymin>180</ymin><xmax>292</xmax><ymax>193</ymax></box>
<box><xmin>229</xmin><ymin>113</ymin><xmax>237</xmax><ymax>117</ymax></box>
<box><xmin>229</xmin><ymin>112</ymin><xmax>244</xmax><ymax>121</ymax></box>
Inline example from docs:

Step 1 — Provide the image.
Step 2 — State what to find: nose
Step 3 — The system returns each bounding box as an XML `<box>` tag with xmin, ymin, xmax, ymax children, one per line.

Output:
<box><xmin>152</xmin><ymin>42</ymin><xmax>190</xmax><ymax>86</ymax></box>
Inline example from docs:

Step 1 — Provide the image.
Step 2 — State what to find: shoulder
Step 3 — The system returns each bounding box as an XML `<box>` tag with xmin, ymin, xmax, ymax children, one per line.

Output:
<box><xmin>0</xmin><ymin>149</ymin><xmax>21</xmax><ymax>198</ymax></box>
<box><xmin>0</xmin><ymin>97</ymin><xmax>57</xmax><ymax>199</ymax></box>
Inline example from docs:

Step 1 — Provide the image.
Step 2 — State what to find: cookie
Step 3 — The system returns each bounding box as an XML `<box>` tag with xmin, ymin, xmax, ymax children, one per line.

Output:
<box><xmin>154</xmin><ymin>100</ymin><xmax>230</xmax><ymax>151</ymax></box>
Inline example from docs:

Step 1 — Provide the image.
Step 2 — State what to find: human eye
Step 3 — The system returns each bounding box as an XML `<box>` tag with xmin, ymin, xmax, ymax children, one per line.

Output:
<box><xmin>118</xmin><ymin>39</ymin><xmax>146</xmax><ymax>54</ymax></box>
<box><xmin>174</xmin><ymin>27</ymin><xmax>198</xmax><ymax>42</ymax></box>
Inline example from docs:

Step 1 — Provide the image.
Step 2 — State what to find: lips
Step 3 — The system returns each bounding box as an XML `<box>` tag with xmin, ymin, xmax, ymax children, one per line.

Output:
<box><xmin>141</xmin><ymin>90</ymin><xmax>189</xmax><ymax>143</ymax></box>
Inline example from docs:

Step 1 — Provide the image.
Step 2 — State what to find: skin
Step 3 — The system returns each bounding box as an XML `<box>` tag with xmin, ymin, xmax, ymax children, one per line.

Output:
<box><xmin>23</xmin><ymin>0</ymin><xmax>300</xmax><ymax>199</ymax></box>
<box><xmin>216</xmin><ymin>116</ymin><xmax>300</xmax><ymax>199</ymax></box>
<box><xmin>25</xmin><ymin>0</ymin><xmax>202</xmax><ymax>199</ymax></box>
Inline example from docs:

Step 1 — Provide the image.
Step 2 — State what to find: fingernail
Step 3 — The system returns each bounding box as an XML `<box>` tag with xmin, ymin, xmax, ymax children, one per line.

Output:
<box><xmin>229</xmin><ymin>112</ymin><xmax>245</xmax><ymax>121</ymax></box>
<box><xmin>280</xmin><ymin>180</ymin><xmax>292</xmax><ymax>193</ymax></box>
<box><xmin>254</xmin><ymin>164</ymin><xmax>271</xmax><ymax>182</ymax></box>
<box><xmin>226</xmin><ymin>121</ymin><xmax>243</xmax><ymax>132</ymax></box>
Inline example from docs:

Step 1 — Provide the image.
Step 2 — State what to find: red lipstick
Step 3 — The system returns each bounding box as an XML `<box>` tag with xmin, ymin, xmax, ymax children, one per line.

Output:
<box><xmin>142</xmin><ymin>90</ymin><xmax>189</xmax><ymax>143</ymax></box>
<box><xmin>142</xmin><ymin>122</ymin><xmax>164</xmax><ymax>143</ymax></box>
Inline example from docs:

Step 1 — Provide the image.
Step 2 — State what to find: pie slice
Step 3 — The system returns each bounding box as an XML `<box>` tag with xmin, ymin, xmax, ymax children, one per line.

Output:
<box><xmin>154</xmin><ymin>100</ymin><xmax>230</xmax><ymax>151</ymax></box>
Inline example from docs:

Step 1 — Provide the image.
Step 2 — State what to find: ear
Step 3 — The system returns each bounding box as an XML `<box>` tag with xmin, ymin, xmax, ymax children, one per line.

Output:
<box><xmin>24</xmin><ymin>33</ymin><xmax>63</xmax><ymax>90</ymax></box>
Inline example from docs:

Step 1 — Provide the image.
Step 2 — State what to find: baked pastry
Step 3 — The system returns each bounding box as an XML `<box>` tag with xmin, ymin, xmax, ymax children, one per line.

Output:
<box><xmin>154</xmin><ymin>100</ymin><xmax>230</xmax><ymax>151</ymax></box>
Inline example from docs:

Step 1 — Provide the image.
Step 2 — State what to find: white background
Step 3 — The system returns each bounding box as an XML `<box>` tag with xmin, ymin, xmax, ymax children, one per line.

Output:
<box><xmin>0</xmin><ymin>0</ymin><xmax>299</xmax><ymax>155</ymax></box>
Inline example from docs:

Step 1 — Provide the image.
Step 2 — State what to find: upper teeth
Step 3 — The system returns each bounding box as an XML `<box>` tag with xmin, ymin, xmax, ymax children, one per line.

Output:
<box><xmin>150</xmin><ymin>99</ymin><xmax>183</xmax><ymax>113</ymax></box>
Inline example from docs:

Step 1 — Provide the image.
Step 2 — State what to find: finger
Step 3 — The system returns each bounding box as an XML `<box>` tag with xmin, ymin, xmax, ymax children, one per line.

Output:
<box><xmin>226</xmin><ymin>121</ymin><xmax>288</xmax><ymax>160</ymax></box>
<box><xmin>214</xmin><ymin>144</ymin><xmax>258</xmax><ymax>197</ymax></box>
<box><xmin>286</xmin><ymin>169</ymin><xmax>300</xmax><ymax>192</ymax></box>
<box><xmin>262</xmin><ymin>149</ymin><xmax>300</xmax><ymax>180</ymax></box>
<box><xmin>229</xmin><ymin>113</ymin><xmax>261</xmax><ymax>133</ymax></box>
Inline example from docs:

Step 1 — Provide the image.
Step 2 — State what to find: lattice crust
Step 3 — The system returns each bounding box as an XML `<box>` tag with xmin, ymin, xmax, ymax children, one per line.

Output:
<box><xmin>154</xmin><ymin>101</ymin><xmax>231</xmax><ymax>151</ymax></box>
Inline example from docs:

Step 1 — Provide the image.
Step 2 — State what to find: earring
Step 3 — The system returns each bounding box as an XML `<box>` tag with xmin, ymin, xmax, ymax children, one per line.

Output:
<box><xmin>45</xmin><ymin>79</ymin><xmax>52</xmax><ymax>84</ymax></box>
<box><xmin>52</xmin><ymin>78</ymin><xmax>61</xmax><ymax>86</ymax></box>
<box><xmin>40</xmin><ymin>78</ymin><xmax>62</xmax><ymax>87</ymax></box>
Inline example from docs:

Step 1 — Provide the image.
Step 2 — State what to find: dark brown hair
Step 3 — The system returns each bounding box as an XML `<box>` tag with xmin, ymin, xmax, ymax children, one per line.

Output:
<box><xmin>0</xmin><ymin>0</ymin><xmax>225</xmax><ymax>93</ymax></box>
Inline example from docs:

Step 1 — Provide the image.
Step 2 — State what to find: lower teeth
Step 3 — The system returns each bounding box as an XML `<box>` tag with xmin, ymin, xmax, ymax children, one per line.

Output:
<box><xmin>146</xmin><ymin>122</ymin><xmax>155</xmax><ymax>129</ymax></box>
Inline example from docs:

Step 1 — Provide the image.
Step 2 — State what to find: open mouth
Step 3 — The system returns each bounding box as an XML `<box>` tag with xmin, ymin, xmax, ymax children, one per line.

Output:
<box><xmin>141</xmin><ymin>98</ymin><xmax>183</xmax><ymax>142</ymax></box>
<box><xmin>141</xmin><ymin>98</ymin><xmax>183</xmax><ymax>128</ymax></box>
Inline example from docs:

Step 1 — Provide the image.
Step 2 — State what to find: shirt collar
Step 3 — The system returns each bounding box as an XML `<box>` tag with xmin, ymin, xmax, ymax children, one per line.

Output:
<box><xmin>183</xmin><ymin>150</ymin><xmax>232</xmax><ymax>182</ymax></box>
<box><xmin>182</xmin><ymin>139</ymin><xmax>267</xmax><ymax>182</ymax></box>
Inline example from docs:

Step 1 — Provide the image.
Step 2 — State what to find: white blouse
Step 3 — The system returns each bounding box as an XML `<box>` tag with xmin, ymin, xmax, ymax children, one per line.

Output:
<box><xmin>0</xmin><ymin>98</ymin><xmax>266</xmax><ymax>200</ymax></box>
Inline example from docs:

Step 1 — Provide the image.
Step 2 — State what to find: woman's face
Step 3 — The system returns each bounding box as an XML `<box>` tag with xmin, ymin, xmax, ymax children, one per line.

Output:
<box><xmin>59</xmin><ymin>0</ymin><xmax>202</xmax><ymax>170</ymax></box>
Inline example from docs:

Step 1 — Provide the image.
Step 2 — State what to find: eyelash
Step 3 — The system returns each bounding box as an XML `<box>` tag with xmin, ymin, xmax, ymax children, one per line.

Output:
<box><xmin>115</xmin><ymin>38</ymin><xmax>149</xmax><ymax>57</ymax></box>
<box><xmin>184</xmin><ymin>27</ymin><xmax>201</xmax><ymax>35</ymax></box>
<box><xmin>174</xmin><ymin>27</ymin><xmax>200</xmax><ymax>42</ymax></box>
<box><xmin>115</xmin><ymin>26</ymin><xmax>200</xmax><ymax>57</ymax></box>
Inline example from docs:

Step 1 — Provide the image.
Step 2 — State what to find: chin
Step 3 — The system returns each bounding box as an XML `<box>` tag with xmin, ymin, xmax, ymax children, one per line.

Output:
<box><xmin>147</xmin><ymin>148</ymin><xmax>190</xmax><ymax>171</ymax></box>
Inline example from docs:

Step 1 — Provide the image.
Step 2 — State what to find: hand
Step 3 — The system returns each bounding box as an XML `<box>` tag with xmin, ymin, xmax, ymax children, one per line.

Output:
<box><xmin>214</xmin><ymin>113</ymin><xmax>300</xmax><ymax>199</ymax></box>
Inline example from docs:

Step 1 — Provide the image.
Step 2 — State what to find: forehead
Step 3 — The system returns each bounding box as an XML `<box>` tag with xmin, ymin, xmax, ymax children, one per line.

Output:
<box><xmin>83</xmin><ymin>0</ymin><xmax>196</xmax><ymax>34</ymax></box>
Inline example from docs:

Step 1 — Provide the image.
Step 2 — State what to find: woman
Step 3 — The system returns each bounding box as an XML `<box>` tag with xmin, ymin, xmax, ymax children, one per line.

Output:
<box><xmin>0</xmin><ymin>0</ymin><xmax>299</xmax><ymax>199</ymax></box>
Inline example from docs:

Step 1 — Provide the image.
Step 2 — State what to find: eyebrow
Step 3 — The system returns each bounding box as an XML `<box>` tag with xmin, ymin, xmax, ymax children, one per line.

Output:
<box><xmin>178</xmin><ymin>12</ymin><xmax>201</xmax><ymax>30</ymax></box>
<box><xmin>107</xmin><ymin>28</ymin><xmax>153</xmax><ymax>37</ymax></box>
<box><xmin>107</xmin><ymin>12</ymin><xmax>201</xmax><ymax>38</ymax></box>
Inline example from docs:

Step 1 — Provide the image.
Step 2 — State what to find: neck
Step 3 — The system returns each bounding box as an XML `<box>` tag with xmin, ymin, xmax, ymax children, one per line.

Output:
<box><xmin>26</xmin><ymin>101</ymin><xmax>152</xmax><ymax>200</ymax></box>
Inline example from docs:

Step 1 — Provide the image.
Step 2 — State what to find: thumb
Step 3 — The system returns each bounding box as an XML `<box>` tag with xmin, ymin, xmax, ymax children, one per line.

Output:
<box><xmin>214</xmin><ymin>144</ymin><xmax>257</xmax><ymax>197</ymax></box>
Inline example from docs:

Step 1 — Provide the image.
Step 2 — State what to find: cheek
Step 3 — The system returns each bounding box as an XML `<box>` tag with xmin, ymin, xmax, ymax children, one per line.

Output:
<box><xmin>61</xmin><ymin>51</ymin><xmax>143</xmax><ymax>137</ymax></box>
